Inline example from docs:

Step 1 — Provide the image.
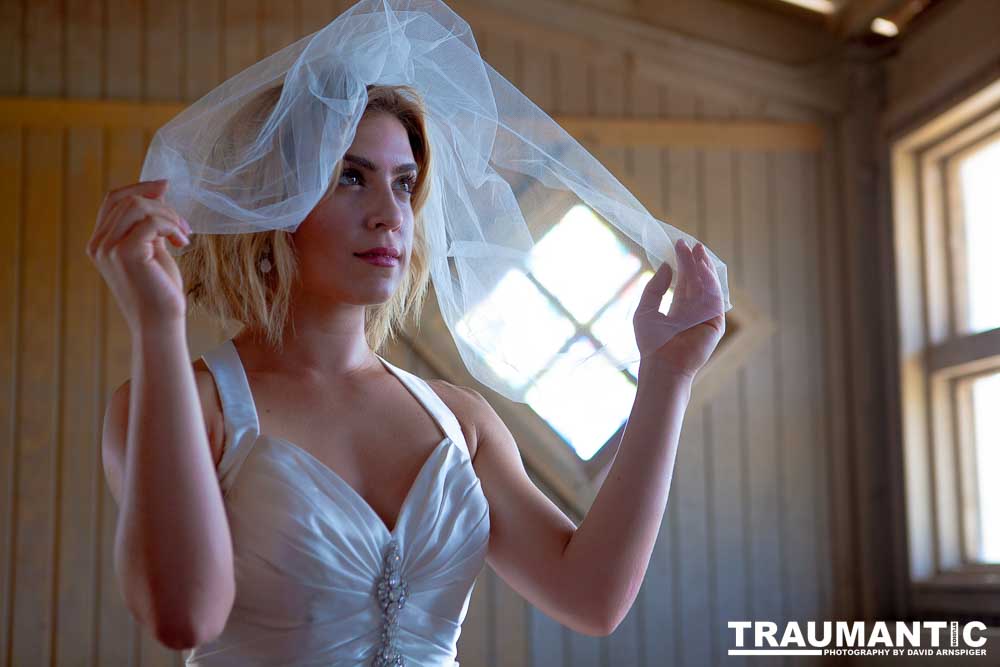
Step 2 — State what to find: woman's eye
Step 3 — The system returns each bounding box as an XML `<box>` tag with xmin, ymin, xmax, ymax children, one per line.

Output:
<box><xmin>339</xmin><ymin>169</ymin><xmax>414</xmax><ymax>195</ymax></box>
<box><xmin>398</xmin><ymin>176</ymin><xmax>416</xmax><ymax>194</ymax></box>
<box><xmin>339</xmin><ymin>170</ymin><xmax>361</xmax><ymax>186</ymax></box>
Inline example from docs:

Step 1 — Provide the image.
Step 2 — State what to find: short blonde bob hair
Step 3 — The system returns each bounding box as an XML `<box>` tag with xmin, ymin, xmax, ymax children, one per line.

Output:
<box><xmin>177</xmin><ymin>84</ymin><xmax>434</xmax><ymax>353</ymax></box>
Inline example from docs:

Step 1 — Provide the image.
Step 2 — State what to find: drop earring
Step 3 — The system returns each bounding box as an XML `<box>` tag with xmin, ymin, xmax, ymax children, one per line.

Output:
<box><xmin>259</xmin><ymin>251</ymin><xmax>273</xmax><ymax>274</ymax></box>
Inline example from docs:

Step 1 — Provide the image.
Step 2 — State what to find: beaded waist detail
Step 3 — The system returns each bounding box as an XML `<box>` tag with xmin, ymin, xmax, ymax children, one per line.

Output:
<box><xmin>372</xmin><ymin>540</ymin><xmax>409</xmax><ymax>666</ymax></box>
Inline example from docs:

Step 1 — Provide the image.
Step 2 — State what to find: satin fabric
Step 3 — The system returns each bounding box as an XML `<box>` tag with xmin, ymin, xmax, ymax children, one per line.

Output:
<box><xmin>183</xmin><ymin>338</ymin><xmax>490</xmax><ymax>666</ymax></box>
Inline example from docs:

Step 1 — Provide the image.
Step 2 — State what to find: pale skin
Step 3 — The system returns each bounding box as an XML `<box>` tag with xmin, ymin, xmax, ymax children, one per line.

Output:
<box><xmin>92</xmin><ymin>110</ymin><xmax>724</xmax><ymax>647</ymax></box>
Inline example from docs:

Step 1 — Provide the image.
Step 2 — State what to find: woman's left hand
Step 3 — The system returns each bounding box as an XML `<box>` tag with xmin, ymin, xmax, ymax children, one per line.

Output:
<box><xmin>633</xmin><ymin>238</ymin><xmax>726</xmax><ymax>380</ymax></box>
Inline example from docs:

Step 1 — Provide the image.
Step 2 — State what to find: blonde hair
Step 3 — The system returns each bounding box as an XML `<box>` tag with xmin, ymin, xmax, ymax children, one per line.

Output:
<box><xmin>178</xmin><ymin>84</ymin><xmax>433</xmax><ymax>353</ymax></box>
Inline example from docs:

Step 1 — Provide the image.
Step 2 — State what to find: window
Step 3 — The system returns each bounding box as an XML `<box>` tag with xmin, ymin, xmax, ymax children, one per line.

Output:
<box><xmin>410</xmin><ymin>164</ymin><xmax>771</xmax><ymax>521</ymax></box>
<box><xmin>953</xmin><ymin>135</ymin><xmax>1000</xmax><ymax>336</ymax></box>
<box><xmin>455</xmin><ymin>204</ymin><xmax>671</xmax><ymax>463</ymax></box>
<box><xmin>952</xmin><ymin>136</ymin><xmax>1000</xmax><ymax>567</ymax></box>
<box><xmin>963</xmin><ymin>371</ymin><xmax>1000</xmax><ymax>563</ymax></box>
<box><xmin>891</xmin><ymin>76</ymin><xmax>1000</xmax><ymax>617</ymax></box>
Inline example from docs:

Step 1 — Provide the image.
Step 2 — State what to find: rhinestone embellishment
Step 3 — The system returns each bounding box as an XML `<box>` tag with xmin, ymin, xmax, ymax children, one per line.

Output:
<box><xmin>372</xmin><ymin>540</ymin><xmax>408</xmax><ymax>666</ymax></box>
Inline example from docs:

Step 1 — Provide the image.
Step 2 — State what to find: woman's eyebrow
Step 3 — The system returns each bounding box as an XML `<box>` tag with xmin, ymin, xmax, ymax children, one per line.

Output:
<box><xmin>344</xmin><ymin>153</ymin><xmax>418</xmax><ymax>175</ymax></box>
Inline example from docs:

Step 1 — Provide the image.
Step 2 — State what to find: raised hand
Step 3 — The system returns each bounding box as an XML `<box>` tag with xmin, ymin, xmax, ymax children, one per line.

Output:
<box><xmin>86</xmin><ymin>179</ymin><xmax>192</xmax><ymax>335</ymax></box>
<box><xmin>632</xmin><ymin>238</ymin><xmax>726</xmax><ymax>380</ymax></box>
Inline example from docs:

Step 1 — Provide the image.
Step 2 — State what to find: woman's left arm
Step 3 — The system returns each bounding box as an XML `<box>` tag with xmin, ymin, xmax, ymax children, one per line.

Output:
<box><xmin>562</xmin><ymin>238</ymin><xmax>726</xmax><ymax>632</ymax></box>
<box><xmin>451</xmin><ymin>239</ymin><xmax>725</xmax><ymax>636</ymax></box>
<box><xmin>560</xmin><ymin>361</ymin><xmax>693</xmax><ymax>633</ymax></box>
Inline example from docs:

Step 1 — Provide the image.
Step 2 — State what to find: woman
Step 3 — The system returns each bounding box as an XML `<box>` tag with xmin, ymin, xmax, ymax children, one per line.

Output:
<box><xmin>89</xmin><ymin>33</ymin><xmax>724</xmax><ymax>667</ymax></box>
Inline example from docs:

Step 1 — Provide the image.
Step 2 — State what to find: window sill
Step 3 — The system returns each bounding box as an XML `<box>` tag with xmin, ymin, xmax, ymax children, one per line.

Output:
<box><xmin>911</xmin><ymin>566</ymin><xmax>1000</xmax><ymax>617</ymax></box>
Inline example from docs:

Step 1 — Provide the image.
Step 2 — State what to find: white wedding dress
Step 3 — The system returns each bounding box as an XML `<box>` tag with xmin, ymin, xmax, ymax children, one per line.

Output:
<box><xmin>183</xmin><ymin>338</ymin><xmax>490</xmax><ymax>666</ymax></box>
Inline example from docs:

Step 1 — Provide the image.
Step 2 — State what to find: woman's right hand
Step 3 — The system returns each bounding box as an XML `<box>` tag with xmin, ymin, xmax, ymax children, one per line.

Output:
<box><xmin>86</xmin><ymin>179</ymin><xmax>193</xmax><ymax>335</ymax></box>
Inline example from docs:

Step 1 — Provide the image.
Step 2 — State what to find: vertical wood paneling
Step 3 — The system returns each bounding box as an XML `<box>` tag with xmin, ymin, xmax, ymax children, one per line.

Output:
<box><xmin>0</xmin><ymin>0</ymin><xmax>24</xmax><ymax>94</ymax></box>
<box><xmin>773</xmin><ymin>150</ymin><xmax>823</xmax><ymax>662</ymax></box>
<box><xmin>298</xmin><ymin>0</ymin><xmax>336</xmax><ymax>36</ymax></box>
<box><xmin>0</xmin><ymin>125</ymin><xmax>23</xmax><ymax>667</ymax></box>
<box><xmin>741</xmin><ymin>149</ymin><xmax>785</xmax><ymax>654</ymax></box>
<box><xmin>260</xmin><ymin>0</ymin><xmax>296</xmax><ymax>58</ymax></box>
<box><xmin>55</xmin><ymin>127</ymin><xmax>105</xmax><ymax>665</ymax></box>
<box><xmin>700</xmin><ymin>100</ymin><xmax>748</xmax><ymax>667</ymax></box>
<box><xmin>665</xmin><ymin>89</ymin><xmax>714</xmax><ymax>667</ymax></box>
<box><xmin>106</xmin><ymin>0</ymin><xmax>142</xmax><ymax>99</ymax></box>
<box><xmin>807</xmin><ymin>147</ymin><xmax>835</xmax><ymax>624</ymax></box>
<box><xmin>820</xmin><ymin>122</ymin><xmax>855</xmax><ymax>620</ymax></box>
<box><xmin>25</xmin><ymin>0</ymin><xmax>63</xmax><ymax>96</ymax></box>
<box><xmin>11</xmin><ymin>126</ymin><xmax>63</xmax><ymax>666</ymax></box>
<box><xmin>13</xmin><ymin>3</ymin><xmax>66</xmax><ymax>663</ymax></box>
<box><xmin>479</xmin><ymin>25</ymin><xmax>519</xmax><ymax>91</ymax></box>
<box><xmin>67</xmin><ymin>0</ymin><xmax>104</xmax><ymax>98</ymax></box>
<box><xmin>222</xmin><ymin>0</ymin><xmax>259</xmax><ymax>79</ymax></box>
<box><xmin>49</xmin><ymin>130</ymin><xmax>100</xmax><ymax>666</ymax></box>
<box><xmin>0</xmin><ymin>1</ymin><xmax>851</xmax><ymax>665</ymax></box>
<box><xmin>184</xmin><ymin>0</ymin><xmax>223</xmax><ymax>101</ymax></box>
<box><xmin>144</xmin><ymin>0</ymin><xmax>183</xmax><ymax>102</ymax></box>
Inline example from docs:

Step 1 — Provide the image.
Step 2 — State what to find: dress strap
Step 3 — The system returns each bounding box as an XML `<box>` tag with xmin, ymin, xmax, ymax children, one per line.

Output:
<box><xmin>375</xmin><ymin>354</ymin><xmax>473</xmax><ymax>463</ymax></box>
<box><xmin>200</xmin><ymin>339</ymin><xmax>262</xmax><ymax>494</ymax></box>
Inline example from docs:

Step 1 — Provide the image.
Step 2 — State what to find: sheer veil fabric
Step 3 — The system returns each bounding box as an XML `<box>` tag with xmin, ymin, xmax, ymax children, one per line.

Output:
<box><xmin>140</xmin><ymin>0</ymin><xmax>732</xmax><ymax>403</ymax></box>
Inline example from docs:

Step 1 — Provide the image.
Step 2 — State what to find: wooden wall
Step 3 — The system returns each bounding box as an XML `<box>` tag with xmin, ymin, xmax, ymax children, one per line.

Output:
<box><xmin>0</xmin><ymin>0</ymin><xmax>878</xmax><ymax>665</ymax></box>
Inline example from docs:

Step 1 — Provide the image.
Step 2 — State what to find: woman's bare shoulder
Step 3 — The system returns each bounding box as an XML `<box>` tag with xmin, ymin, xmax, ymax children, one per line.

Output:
<box><xmin>424</xmin><ymin>379</ymin><xmax>483</xmax><ymax>463</ymax></box>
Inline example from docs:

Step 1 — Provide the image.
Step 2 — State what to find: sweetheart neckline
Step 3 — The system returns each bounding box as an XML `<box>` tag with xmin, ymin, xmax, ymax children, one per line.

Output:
<box><xmin>262</xmin><ymin>434</ymin><xmax>453</xmax><ymax>538</ymax></box>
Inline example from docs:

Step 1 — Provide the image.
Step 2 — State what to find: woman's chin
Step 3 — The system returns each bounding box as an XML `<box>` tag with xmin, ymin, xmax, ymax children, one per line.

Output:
<box><xmin>348</xmin><ymin>286</ymin><xmax>397</xmax><ymax>306</ymax></box>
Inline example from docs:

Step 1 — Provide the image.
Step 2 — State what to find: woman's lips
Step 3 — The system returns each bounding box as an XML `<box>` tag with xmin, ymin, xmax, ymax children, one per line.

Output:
<box><xmin>355</xmin><ymin>253</ymin><xmax>399</xmax><ymax>267</ymax></box>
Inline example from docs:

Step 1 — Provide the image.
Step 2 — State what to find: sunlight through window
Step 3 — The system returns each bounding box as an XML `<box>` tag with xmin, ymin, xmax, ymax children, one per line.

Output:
<box><xmin>524</xmin><ymin>338</ymin><xmax>637</xmax><ymax>460</ymax></box>
<box><xmin>959</xmin><ymin>136</ymin><xmax>1000</xmax><ymax>333</ymax></box>
<box><xmin>457</xmin><ymin>203</ymin><xmax>652</xmax><ymax>461</ymax></box>
<box><xmin>529</xmin><ymin>205</ymin><xmax>641</xmax><ymax>322</ymax></box>
<box><xmin>972</xmin><ymin>372</ymin><xmax>1000</xmax><ymax>562</ymax></box>
<box><xmin>456</xmin><ymin>268</ymin><xmax>575</xmax><ymax>391</ymax></box>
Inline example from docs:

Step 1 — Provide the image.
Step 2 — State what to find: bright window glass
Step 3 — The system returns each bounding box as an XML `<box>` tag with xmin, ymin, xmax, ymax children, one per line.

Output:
<box><xmin>524</xmin><ymin>338</ymin><xmax>636</xmax><ymax>460</ymax></box>
<box><xmin>971</xmin><ymin>371</ymin><xmax>1000</xmax><ymax>563</ymax></box>
<box><xmin>456</xmin><ymin>268</ymin><xmax>575</xmax><ymax>392</ymax></box>
<box><xmin>460</xmin><ymin>204</ymin><xmax>648</xmax><ymax>460</ymax></box>
<box><xmin>529</xmin><ymin>205</ymin><xmax>641</xmax><ymax>323</ymax></box>
<box><xmin>958</xmin><ymin>136</ymin><xmax>1000</xmax><ymax>333</ymax></box>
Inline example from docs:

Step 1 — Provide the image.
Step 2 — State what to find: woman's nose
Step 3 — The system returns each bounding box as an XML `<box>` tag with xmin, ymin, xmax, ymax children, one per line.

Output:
<box><xmin>366</xmin><ymin>182</ymin><xmax>405</xmax><ymax>230</ymax></box>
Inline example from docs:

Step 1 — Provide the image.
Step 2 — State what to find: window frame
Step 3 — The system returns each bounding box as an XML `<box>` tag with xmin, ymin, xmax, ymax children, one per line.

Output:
<box><xmin>890</xmin><ymin>76</ymin><xmax>1000</xmax><ymax>619</ymax></box>
<box><xmin>410</xmin><ymin>218</ymin><xmax>770</xmax><ymax>521</ymax></box>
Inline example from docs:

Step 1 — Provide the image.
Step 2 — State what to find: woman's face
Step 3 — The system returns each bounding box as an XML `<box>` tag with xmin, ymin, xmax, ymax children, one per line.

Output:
<box><xmin>292</xmin><ymin>111</ymin><xmax>418</xmax><ymax>305</ymax></box>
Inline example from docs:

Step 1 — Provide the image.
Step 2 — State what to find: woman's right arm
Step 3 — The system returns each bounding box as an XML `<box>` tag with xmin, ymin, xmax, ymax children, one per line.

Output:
<box><xmin>89</xmin><ymin>179</ymin><xmax>234</xmax><ymax>650</ymax></box>
<box><xmin>102</xmin><ymin>332</ymin><xmax>234</xmax><ymax>651</ymax></box>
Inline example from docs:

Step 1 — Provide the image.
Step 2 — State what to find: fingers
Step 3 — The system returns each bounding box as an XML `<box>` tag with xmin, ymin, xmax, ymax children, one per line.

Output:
<box><xmin>115</xmin><ymin>212</ymin><xmax>189</xmax><ymax>261</ymax></box>
<box><xmin>673</xmin><ymin>238</ymin><xmax>701</xmax><ymax>300</ymax></box>
<box><xmin>693</xmin><ymin>242</ymin><xmax>723</xmax><ymax>294</ymax></box>
<box><xmin>636</xmin><ymin>259</ymin><xmax>673</xmax><ymax>315</ymax></box>
<box><xmin>90</xmin><ymin>194</ymin><xmax>188</xmax><ymax>261</ymax></box>
<box><xmin>671</xmin><ymin>238</ymin><xmax>726</xmax><ymax>302</ymax></box>
<box><xmin>95</xmin><ymin>179</ymin><xmax>169</xmax><ymax>232</ymax></box>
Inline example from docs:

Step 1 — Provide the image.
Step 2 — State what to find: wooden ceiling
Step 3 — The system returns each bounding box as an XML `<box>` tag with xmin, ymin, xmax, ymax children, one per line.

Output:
<box><xmin>733</xmin><ymin>0</ymin><xmax>942</xmax><ymax>39</ymax></box>
<box><xmin>561</xmin><ymin>0</ymin><xmax>943</xmax><ymax>64</ymax></box>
